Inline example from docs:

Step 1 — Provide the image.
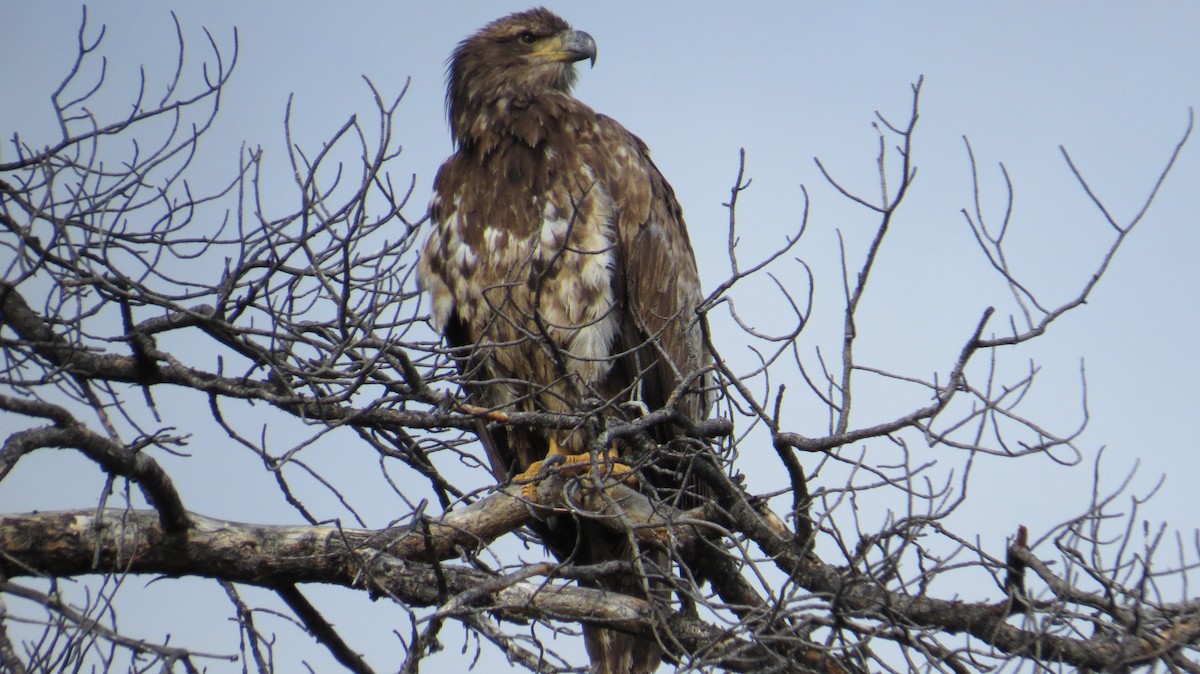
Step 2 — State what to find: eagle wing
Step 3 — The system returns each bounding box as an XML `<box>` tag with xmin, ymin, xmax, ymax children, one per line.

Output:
<box><xmin>590</xmin><ymin>114</ymin><xmax>709</xmax><ymax>426</ymax></box>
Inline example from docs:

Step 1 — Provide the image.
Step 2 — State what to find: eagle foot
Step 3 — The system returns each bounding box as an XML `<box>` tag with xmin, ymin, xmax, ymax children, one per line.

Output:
<box><xmin>518</xmin><ymin>438</ymin><xmax>636</xmax><ymax>502</ymax></box>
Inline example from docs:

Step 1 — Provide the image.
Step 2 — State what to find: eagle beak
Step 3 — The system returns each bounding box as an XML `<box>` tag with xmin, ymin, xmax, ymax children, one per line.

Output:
<box><xmin>562</xmin><ymin>30</ymin><xmax>597</xmax><ymax>68</ymax></box>
<box><xmin>532</xmin><ymin>29</ymin><xmax>596</xmax><ymax>68</ymax></box>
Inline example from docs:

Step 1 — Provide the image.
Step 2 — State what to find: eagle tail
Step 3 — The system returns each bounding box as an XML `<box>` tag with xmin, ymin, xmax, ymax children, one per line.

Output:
<box><xmin>584</xmin><ymin>624</ymin><xmax>661</xmax><ymax>674</ymax></box>
<box><xmin>579</xmin><ymin>527</ymin><xmax>666</xmax><ymax>674</ymax></box>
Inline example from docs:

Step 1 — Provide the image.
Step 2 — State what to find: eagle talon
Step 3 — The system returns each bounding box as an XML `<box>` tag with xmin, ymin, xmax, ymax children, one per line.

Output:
<box><xmin>516</xmin><ymin>440</ymin><xmax>638</xmax><ymax>502</ymax></box>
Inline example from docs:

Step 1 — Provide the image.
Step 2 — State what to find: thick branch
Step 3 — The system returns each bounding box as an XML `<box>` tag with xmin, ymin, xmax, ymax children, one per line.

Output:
<box><xmin>0</xmin><ymin>508</ymin><xmax>822</xmax><ymax>673</ymax></box>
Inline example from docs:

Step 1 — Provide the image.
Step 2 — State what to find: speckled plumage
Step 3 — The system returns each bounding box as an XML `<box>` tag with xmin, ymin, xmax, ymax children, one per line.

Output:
<box><xmin>418</xmin><ymin>9</ymin><xmax>709</xmax><ymax>672</ymax></box>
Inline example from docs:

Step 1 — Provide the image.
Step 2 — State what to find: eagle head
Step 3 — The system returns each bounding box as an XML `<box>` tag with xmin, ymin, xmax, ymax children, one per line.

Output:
<box><xmin>446</xmin><ymin>7</ymin><xmax>597</xmax><ymax>144</ymax></box>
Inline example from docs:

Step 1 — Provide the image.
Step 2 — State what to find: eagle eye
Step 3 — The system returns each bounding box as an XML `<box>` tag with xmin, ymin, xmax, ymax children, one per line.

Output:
<box><xmin>518</xmin><ymin>31</ymin><xmax>538</xmax><ymax>45</ymax></box>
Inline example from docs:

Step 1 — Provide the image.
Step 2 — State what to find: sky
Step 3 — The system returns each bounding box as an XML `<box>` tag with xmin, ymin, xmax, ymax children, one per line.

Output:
<box><xmin>2</xmin><ymin>3</ymin><xmax>1199</xmax><ymax>672</ymax></box>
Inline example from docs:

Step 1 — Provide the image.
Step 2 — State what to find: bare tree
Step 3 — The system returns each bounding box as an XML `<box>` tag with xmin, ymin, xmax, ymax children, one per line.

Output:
<box><xmin>2</xmin><ymin>12</ymin><xmax>1197</xmax><ymax>674</ymax></box>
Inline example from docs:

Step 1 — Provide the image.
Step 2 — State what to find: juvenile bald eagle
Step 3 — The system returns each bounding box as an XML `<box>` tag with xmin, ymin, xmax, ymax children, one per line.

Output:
<box><xmin>418</xmin><ymin>8</ymin><xmax>709</xmax><ymax>672</ymax></box>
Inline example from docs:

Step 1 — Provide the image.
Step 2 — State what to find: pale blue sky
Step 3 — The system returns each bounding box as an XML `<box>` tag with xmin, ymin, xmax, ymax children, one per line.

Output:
<box><xmin>3</xmin><ymin>4</ymin><xmax>1199</xmax><ymax>672</ymax></box>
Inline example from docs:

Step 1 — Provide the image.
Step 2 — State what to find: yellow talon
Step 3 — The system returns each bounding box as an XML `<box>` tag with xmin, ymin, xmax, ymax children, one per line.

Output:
<box><xmin>518</xmin><ymin>437</ymin><xmax>571</xmax><ymax>501</ymax></box>
<box><xmin>517</xmin><ymin>438</ymin><xmax>637</xmax><ymax>502</ymax></box>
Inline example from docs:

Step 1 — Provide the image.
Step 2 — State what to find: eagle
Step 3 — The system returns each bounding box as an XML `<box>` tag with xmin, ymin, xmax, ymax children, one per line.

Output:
<box><xmin>418</xmin><ymin>8</ymin><xmax>710</xmax><ymax>672</ymax></box>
